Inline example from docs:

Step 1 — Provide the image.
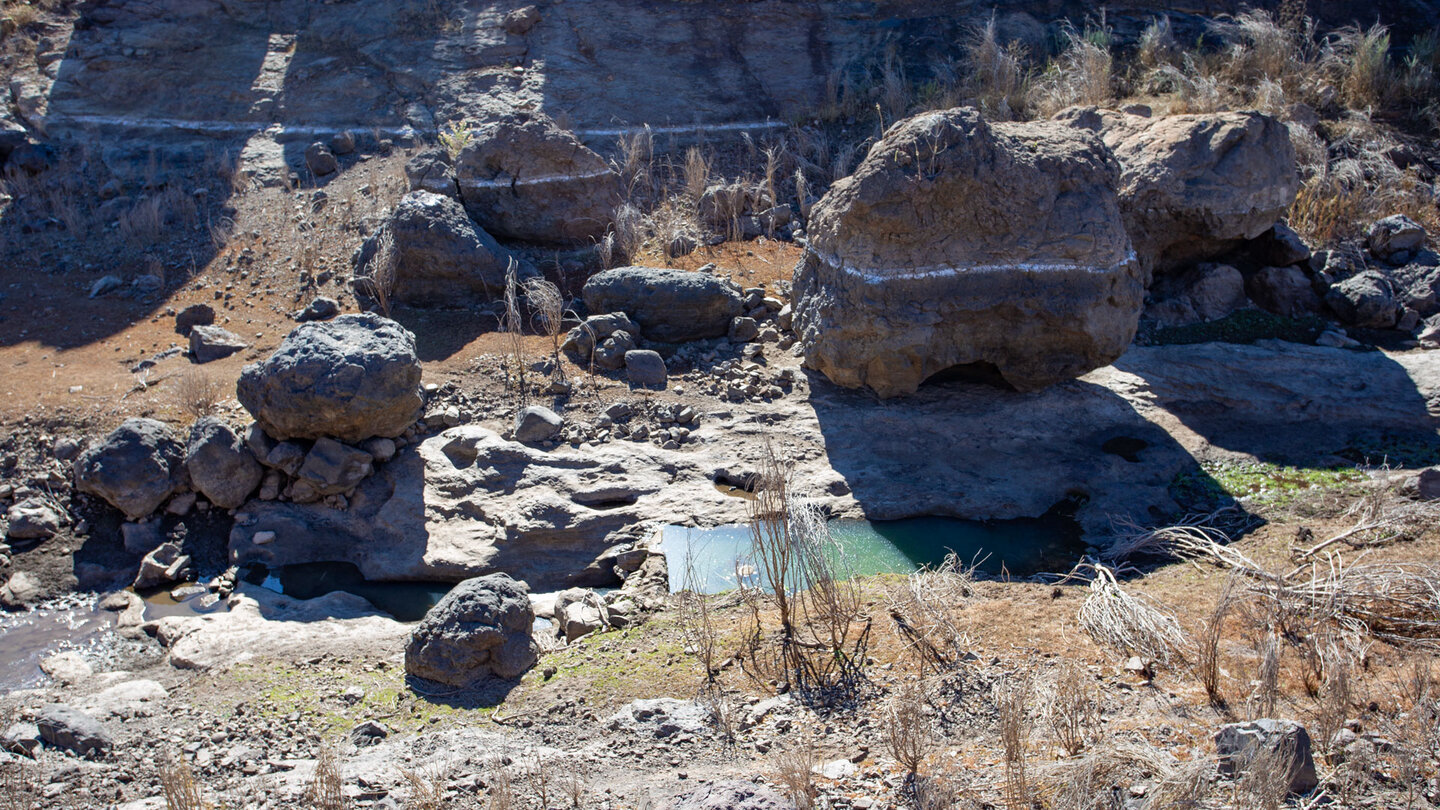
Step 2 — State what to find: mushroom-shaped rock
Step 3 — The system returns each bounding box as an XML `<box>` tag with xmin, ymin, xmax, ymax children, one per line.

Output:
<box><xmin>792</xmin><ymin>107</ymin><xmax>1143</xmax><ymax>396</ymax></box>
<box><xmin>74</xmin><ymin>418</ymin><xmax>188</xmax><ymax>520</ymax></box>
<box><xmin>236</xmin><ymin>313</ymin><xmax>423</xmax><ymax>443</ymax></box>
<box><xmin>404</xmin><ymin>574</ymin><xmax>539</xmax><ymax>685</ymax></box>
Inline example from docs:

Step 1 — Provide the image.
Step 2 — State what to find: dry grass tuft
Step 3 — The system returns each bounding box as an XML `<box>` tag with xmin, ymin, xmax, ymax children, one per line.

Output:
<box><xmin>159</xmin><ymin>755</ymin><xmax>209</xmax><ymax>810</ymax></box>
<box><xmin>174</xmin><ymin>369</ymin><xmax>225</xmax><ymax>420</ymax></box>
<box><xmin>303</xmin><ymin>744</ymin><xmax>348</xmax><ymax>810</ymax></box>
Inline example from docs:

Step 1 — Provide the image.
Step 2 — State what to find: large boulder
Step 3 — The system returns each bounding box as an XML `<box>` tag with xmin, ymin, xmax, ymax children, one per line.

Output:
<box><xmin>352</xmin><ymin>190</ymin><xmax>535</xmax><ymax>307</ymax></box>
<box><xmin>185</xmin><ymin>418</ymin><xmax>263</xmax><ymax>509</ymax></box>
<box><xmin>583</xmin><ymin>267</ymin><xmax>744</xmax><ymax>343</ymax></box>
<box><xmin>1061</xmin><ymin>108</ymin><xmax>1299</xmax><ymax>274</ymax></box>
<box><xmin>236</xmin><ymin>314</ymin><xmax>423</xmax><ymax>443</ymax></box>
<box><xmin>74</xmin><ymin>419</ymin><xmax>188</xmax><ymax>520</ymax></box>
<box><xmin>404</xmin><ymin>573</ymin><xmax>539</xmax><ymax>685</ymax></box>
<box><xmin>36</xmin><ymin>704</ymin><xmax>111</xmax><ymax>758</ymax></box>
<box><xmin>454</xmin><ymin>113</ymin><xmax>618</xmax><ymax>244</ymax></box>
<box><xmin>1368</xmin><ymin>214</ymin><xmax>1427</xmax><ymax>260</ymax></box>
<box><xmin>1246</xmin><ymin>265</ymin><xmax>1322</xmax><ymax>317</ymax></box>
<box><xmin>792</xmin><ymin>107</ymin><xmax>1143</xmax><ymax>396</ymax></box>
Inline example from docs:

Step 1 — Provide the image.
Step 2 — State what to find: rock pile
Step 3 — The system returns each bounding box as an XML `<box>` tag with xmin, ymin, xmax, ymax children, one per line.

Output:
<box><xmin>792</xmin><ymin>107</ymin><xmax>1144</xmax><ymax>396</ymax></box>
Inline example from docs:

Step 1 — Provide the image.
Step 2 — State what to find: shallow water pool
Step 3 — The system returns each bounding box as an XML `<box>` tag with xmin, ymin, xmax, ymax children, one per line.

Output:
<box><xmin>661</xmin><ymin>511</ymin><xmax>1085</xmax><ymax>594</ymax></box>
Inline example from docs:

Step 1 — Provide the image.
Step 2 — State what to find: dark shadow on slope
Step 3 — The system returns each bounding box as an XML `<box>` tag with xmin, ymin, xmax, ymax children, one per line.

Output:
<box><xmin>806</xmin><ymin>367</ymin><xmax>1250</xmax><ymax>546</ymax></box>
<box><xmin>1112</xmin><ymin>342</ymin><xmax>1440</xmax><ymax>469</ymax></box>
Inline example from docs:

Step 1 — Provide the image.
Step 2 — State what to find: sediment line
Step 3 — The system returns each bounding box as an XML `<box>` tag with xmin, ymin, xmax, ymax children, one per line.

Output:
<box><xmin>814</xmin><ymin>248</ymin><xmax>1140</xmax><ymax>283</ymax></box>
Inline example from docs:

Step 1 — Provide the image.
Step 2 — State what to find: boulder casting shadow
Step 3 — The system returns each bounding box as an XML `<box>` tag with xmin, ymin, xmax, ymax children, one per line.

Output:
<box><xmin>804</xmin><ymin>365</ymin><xmax>1248</xmax><ymax>543</ymax></box>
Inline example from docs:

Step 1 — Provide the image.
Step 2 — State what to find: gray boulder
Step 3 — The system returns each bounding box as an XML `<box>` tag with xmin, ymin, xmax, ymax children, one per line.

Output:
<box><xmin>189</xmin><ymin>325</ymin><xmax>248</xmax><ymax>363</ymax></box>
<box><xmin>1325</xmin><ymin>271</ymin><xmax>1400</xmax><ymax>328</ymax></box>
<box><xmin>583</xmin><ymin>267</ymin><xmax>744</xmax><ymax>343</ymax></box>
<box><xmin>236</xmin><ymin>314</ymin><xmax>424</xmax><ymax>443</ymax></box>
<box><xmin>352</xmin><ymin>190</ymin><xmax>534</xmax><ymax>307</ymax></box>
<box><xmin>665</xmin><ymin>780</ymin><xmax>794</xmax><ymax>810</ymax></box>
<box><xmin>728</xmin><ymin>316</ymin><xmax>759</xmax><ymax>342</ymax></box>
<box><xmin>793</xmin><ymin>107</ymin><xmax>1142</xmax><ymax>396</ymax></box>
<box><xmin>1246</xmin><ymin>266</ymin><xmax>1322</xmax><ymax>317</ymax></box>
<box><xmin>185</xmin><ymin>418</ymin><xmax>263</xmax><ymax>509</ymax></box>
<box><xmin>404</xmin><ymin>149</ymin><xmax>456</xmax><ymax>197</ymax></box>
<box><xmin>625</xmin><ymin>350</ymin><xmax>667</xmax><ymax>387</ymax></box>
<box><xmin>1252</xmin><ymin>222</ymin><xmax>1312</xmax><ymax>267</ymax></box>
<box><xmin>289</xmin><ymin>438</ymin><xmax>374</xmax><ymax>503</ymax></box>
<box><xmin>404</xmin><ymin>573</ymin><xmax>538</xmax><ymax>685</ymax></box>
<box><xmin>455</xmin><ymin>113</ymin><xmax>618</xmax><ymax>244</ymax></box>
<box><xmin>6</xmin><ymin>497</ymin><xmax>62</xmax><ymax>539</ymax></box>
<box><xmin>1145</xmin><ymin>264</ymin><xmax>1247</xmax><ymax>327</ymax></box>
<box><xmin>562</xmin><ymin>312</ymin><xmax>641</xmax><ymax>357</ymax></box>
<box><xmin>1368</xmin><ymin>214</ymin><xmax>1427</xmax><ymax>259</ymax></box>
<box><xmin>1061</xmin><ymin>107</ymin><xmax>1298</xmax><ymax>274</ymax></box>
<box><xmin>74</xmin><ymin>419</ymin><xmax>188</xmax><ymax>520</ymax></box>
<box><xmin>36</xmin><ymin>704</ymin><xmax>111</xmax><ymax>758</ymax></box>
<box><xmin>133</xmin><ymin>541</ymin><xmax>191</xmax><ymax>590</ymax></box>
<box><xmin>174</xmin><ymin>303</ymin><xmax>215</xmax><ymax>336</ymax></box>
<box><xmin>514</xmin><ymin>406</ymin><xmax>563</xmax><ymax>444</ymax></box>
<box><xmin>1215</xmin><ymin>719</ymin><xmax>1318</xmax><ymax>795</ymax></box>
<box><xmin>556</xmin><ymin>587</ymin><xmax>609</xmax><ymax>642</ymax></box>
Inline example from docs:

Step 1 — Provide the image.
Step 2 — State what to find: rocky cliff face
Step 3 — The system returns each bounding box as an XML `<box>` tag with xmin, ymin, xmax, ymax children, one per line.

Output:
<box><xmin>20</xmin><ymin>0</ymin><xmax>1435</xmax><ymax>173</ymax></box>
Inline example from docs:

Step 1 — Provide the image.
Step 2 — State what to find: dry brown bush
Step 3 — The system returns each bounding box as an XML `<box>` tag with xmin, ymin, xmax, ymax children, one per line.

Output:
<box><xmin>996</xmin><ymin>673</ymin><xmax>1034</xmax><ymax>810</ymax></box>
<box><xmin>774</xmin><ymin>735</ymin><xmax>817</xmax><ymax>810</ymax></box>
<box><xmin>1042</xmin><ymin>660</ymin><xmax>1100</xmax><ymax>757</ymax></box>
<box><xmin>884</xmin><ymin>682</ymin><xmax>934</xmax><ymax>776</ymax></box>
<box><xmin>303</xmin><ymin>744</ymin><xmax>348</xmax><ymax>810</ymax></box>
<box><xmin>159</xmin><ymin>755</ymin><xmax>208</xmax><ymax>810</ymax></box>
<box><xmin>174</xmin><ymin>369</ymin><xmax>224</xmax><ymax>420</ymax></box>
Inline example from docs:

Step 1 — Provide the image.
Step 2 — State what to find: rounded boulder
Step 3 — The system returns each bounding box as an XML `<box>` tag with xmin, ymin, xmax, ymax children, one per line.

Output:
<box><xmin>405</xmin><ymin>573</ymin><xmax>539</xmax><ymax>685</ymax></box>
<box><xmin>236</xmin><ymin>313</ymin><xmax>423</xmax><ymax>443</ymax></box>
<box><xmin>74</xmin><ymin>418</ymin><xmax>188</xmax><ymax>520</ymax></box>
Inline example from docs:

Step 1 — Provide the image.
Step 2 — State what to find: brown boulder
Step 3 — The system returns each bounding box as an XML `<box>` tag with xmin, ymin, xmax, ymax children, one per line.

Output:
<box><xmin>792</xmin><ymin>107</ymin><xmax>1143</xmax><ymax>396</ymax></box>
<box><xmin>1060</xmin><ymin>108</ymin><xmax>1299</xmax><ymax>274</ymax></box>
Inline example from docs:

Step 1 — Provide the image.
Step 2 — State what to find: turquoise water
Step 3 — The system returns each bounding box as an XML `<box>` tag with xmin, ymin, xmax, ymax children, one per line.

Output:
<box><xmin>661</xmin><ymin>513</ymin><xmax>1085</xmax><ymax>594</ymax></box>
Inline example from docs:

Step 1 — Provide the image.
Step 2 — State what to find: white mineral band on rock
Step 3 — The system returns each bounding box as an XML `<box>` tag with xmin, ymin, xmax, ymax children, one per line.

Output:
<box><xmin>814</xmin><ymin>248</ymin><xmax>1139</xmax><ymax>283</ymax></box>
<box><xmin>458</xmin><ymin>167</ymin><xmax>615</xmax><ymax>189</ymax></box>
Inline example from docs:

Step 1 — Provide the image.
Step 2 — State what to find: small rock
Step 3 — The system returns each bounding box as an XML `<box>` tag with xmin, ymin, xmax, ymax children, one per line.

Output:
<box><xmin>89</xmin><ymin>276</ymin><xmax>123</xmax><ymax>299</ymax></box>
<box><xmin>0</xmin><ymin>723</ymin><xmax>41</xmax><ymax>758</ymax></box>
<box><xmin>728</xmin><ymin>316</ymin><xmax>759</xmax><ymax>343</ymax></box>
<box><xmin>305</xmin><ymin>142</ymin><xmax>339</xmax><ymax>177</ymax></box>
<box><xmin>295</xmin><ymin>297</ymin><xmax>340</xmax><ymax>322</ymax></box>
<box><xmin>625</xmin><ymin>350</ymin><xmax>667</xmax><ymax>388</ymax></box>
<box><xmin>6</xmin><ymin>497</ymin><xmax>62</xmax><ymax>539</ymax></box>
<box><xmin>174</xmin><ymin>304</ymin><xmax>216</xmax><ymax>336</ymax></box>
<box><xmin>349</xmin><ymin>720</ymin><xmax>389</xmax><ymax>747</ymax></box>
<box><xmin>189</xmin><ymin>325</ymin><xmax>249</xmax><ymax>363</ymax></box>
<box><xmin>514</xmin><ymin>406</ymin><xmax>563</xmax><ymax>444</ymax></box>
<box><xmin>1368</xmin><ymin>214</ymin><xmax>1427</xmax><ymax>259</ymax></box>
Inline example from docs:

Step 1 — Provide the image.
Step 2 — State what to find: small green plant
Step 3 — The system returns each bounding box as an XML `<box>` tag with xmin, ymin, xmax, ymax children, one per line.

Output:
<box><xmin>438</xmin><ymin>121</ymin><xmax>474</xmax><ymax>162</ymax></box>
